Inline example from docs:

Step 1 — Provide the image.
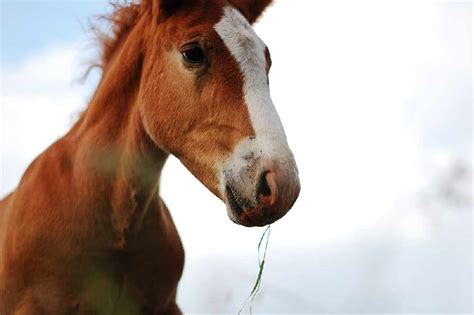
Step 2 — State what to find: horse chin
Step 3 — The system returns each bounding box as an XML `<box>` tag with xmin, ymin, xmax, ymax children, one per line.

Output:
<box><xmin>225</xmin><ymin>204</ymin><xmax>274</xmax><ymax>227</ymax></box>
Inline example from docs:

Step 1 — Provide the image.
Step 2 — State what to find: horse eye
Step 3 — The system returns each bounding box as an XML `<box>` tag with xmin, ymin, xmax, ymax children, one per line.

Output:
<box><xmin>182</xmin><ymin>46</ymin><xmax>205</xmax><ymax>64</ymax></box>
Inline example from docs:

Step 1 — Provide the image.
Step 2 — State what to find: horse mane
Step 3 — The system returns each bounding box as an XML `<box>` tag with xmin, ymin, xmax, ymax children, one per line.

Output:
<box><xmin>74</xmin><ymin>1</ymin><xmax>149</xmax><ymax>124</ymax></box>
<box><xmin>92</xmin><ymin>1</ymin><xmax>148</xmax><ymax>69</ymax></box>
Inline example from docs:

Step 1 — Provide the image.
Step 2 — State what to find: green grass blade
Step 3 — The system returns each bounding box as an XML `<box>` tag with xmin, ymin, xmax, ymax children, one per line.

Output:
<box><xmin>238</xmin><ymin>225</ymin><xmax>271</xmax><ymax>315</ymax></box>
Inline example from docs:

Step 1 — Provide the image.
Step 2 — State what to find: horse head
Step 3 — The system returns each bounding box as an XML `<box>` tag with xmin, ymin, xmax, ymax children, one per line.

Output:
<box><xmin>137</xmin><ymin>0</ymin><xmax>300</xmax><ymax>227</ymax></box>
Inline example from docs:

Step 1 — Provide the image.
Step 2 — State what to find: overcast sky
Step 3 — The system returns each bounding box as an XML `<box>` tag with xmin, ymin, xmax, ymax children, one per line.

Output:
<box><xmin>1</xmin><ymin>1</ymin><xmax>472</xmax><ymax>313</ymax></box>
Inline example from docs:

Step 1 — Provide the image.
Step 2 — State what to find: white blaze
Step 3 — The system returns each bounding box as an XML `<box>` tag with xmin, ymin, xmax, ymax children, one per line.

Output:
<box><xmin>214</xmin><ymin>6</ymin><xmax>297</xmax><ymax>207</ymax></box>
<box><xmin>215</xmin><ymin>6</ymin><xmax>288</xmax><ymax>151</ymax></box>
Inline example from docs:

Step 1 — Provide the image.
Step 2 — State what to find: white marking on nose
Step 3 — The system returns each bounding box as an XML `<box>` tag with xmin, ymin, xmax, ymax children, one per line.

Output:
<box><xmin>214</xmin><ymin>6</ymin><xmax>289</xmax><ymax>155</ymax></box>
<box><xmin>214</xmin><ymin>6</ymin><xmax>298</xmax><ymax>208</ymax></box>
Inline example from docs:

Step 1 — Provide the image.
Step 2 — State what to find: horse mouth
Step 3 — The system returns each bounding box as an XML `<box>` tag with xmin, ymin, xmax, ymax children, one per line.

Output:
<box><xmin>225</xmin><ymin>185</ymin><xmax>268</xmax><ymax>227</ymax></box>
<box><xmin>225</xmin><ymin>185</ymin><xmax>244</xmax><ymax>217</ymax></box>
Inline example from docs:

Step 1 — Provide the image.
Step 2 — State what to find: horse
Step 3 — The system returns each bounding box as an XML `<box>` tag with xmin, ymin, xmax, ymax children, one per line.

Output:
<box><xmin>0</xmin><ymin>0</ymin><xmax>300</xmax><ymax>313</ymax></box>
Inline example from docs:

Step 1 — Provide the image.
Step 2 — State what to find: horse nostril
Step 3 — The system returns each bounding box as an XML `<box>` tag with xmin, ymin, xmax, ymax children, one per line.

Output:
<box><xmin>257</xmin><ymin>171</ymin><xmax>278</xmax><ymax>207</ymax></box>
<box><xmin>258</xmin><ymin>171</ymin><xmax>272</xmax><ymax>196</ymax></box>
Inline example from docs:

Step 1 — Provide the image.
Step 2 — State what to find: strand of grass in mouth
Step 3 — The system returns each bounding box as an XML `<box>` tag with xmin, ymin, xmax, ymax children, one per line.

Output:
<box><xmin>238</xmin><ymin>225</ymin><xmax>271</xmax><ymax>315</ymax></box>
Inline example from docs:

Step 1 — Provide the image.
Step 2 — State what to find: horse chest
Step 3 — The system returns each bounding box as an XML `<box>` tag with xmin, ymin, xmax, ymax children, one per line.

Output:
<box><xmin>76</xmin><ymin>220</ymin><xmax>184</xmax><ymax>314</ymax></box>
<box><xmin>125</xmin><ymin>225</ymin><xmax>185</xmax><ymax>307</ymax></box>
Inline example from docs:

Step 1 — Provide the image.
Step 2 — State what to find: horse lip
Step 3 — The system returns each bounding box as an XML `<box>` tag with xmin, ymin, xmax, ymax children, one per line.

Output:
<box><xmin>225</xmin><ymin>185</ymin><xmax>244</xmax><ymax>217</ymax></box>
<box><xmin>225</xmin><ymin>185</ymin><xmax>264</xmax><ymax>226</ymax></box>
<box><xmin>239</xmin><ymin>211</ymin><xmax>259</xmax><ymax>227</ymax></box>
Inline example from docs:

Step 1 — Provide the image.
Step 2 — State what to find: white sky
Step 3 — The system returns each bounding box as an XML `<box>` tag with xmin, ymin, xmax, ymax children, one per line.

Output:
<box><xmin>0</xmin><ymin>1</ymin><xmax>472</xmax><ymax>313</ymax></box>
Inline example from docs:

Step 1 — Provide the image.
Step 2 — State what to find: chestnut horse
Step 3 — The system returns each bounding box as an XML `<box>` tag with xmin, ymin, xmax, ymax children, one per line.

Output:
<box><xmin>0</xmin><ymin>0</ymin><xmax>300</xmax><ymax>313</ymax></box>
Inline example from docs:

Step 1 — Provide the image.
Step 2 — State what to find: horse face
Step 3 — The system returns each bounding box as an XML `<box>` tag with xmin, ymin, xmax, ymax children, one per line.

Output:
<box><xmin>139</xmin><ymin>0</ymin><xmax>300</xmax><ymax>227</ymax></box>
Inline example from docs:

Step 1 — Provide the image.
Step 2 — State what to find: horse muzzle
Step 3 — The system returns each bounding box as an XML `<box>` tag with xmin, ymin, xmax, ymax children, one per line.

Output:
<box><xmin>223</xmin><ymin>154</ymin><xmax>300</xmax><ymax>227</ymax></box>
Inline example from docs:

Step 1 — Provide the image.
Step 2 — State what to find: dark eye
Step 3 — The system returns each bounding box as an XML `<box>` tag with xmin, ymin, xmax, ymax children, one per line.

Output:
<box><xmin>182</xmin><ymin>45</ymin><xmax>206</xmax><ymax>65</ymax></box>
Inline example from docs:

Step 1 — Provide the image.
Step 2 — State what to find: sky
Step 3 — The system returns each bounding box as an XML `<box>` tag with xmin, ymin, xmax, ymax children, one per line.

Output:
<box><xmin>0</xmin><ymin>1</ymin><xmax>472</xmax><ymax>314</ymax></box>
<box><xmin>2</xmin><ymin>1</ymin><xmax>104</xmax><ymax>64</ymax></box>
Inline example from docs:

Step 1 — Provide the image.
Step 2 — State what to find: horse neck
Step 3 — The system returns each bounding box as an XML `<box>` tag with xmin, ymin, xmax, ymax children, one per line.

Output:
<box><xmin>69</xmin><ymin>23</ymin><xmax>168</xmax><ymax>243</ymax></box>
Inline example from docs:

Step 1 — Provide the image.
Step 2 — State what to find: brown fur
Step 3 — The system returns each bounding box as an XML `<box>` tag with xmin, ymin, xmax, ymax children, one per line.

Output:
<box><xmin>0</xmin><ymin>0</ymin><xmax>275</xmax><ymax>314</ymax></box>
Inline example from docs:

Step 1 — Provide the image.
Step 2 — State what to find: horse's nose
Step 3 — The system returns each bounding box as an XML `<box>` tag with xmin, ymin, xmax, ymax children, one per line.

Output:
<box><xmin>251</xmin><ymin>165</ymin><xmax>300</xmax><ymax>225</ymax></box>
<box><xmin>224</xmin><ymin>154</ymin><xmax>300</xmax><ymax>227</ymax></box>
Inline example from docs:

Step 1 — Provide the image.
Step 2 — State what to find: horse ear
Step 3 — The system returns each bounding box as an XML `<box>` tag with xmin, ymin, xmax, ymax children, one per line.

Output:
<box><xmin>158</xmin><ymin>0</ymin><xmax>184</xmax><ymax>16</ymax></box>
<box><xmin>227</xmin><ymin>0</ymin><xmax>273</xmax><ymax>24</ymax></box>
<box><xmin>145</xmin><ymin>0</ymin><xmax>185</xmax><ymax>19</ymax></box>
